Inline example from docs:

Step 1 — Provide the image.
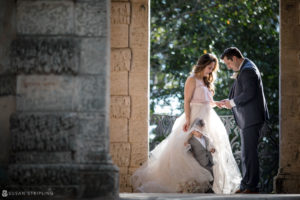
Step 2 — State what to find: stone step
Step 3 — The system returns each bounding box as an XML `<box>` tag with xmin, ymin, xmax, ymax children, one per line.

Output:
<box><xmin>120</xmin><ymin>193</ymin><xmax>300</xmax><ymax>200</ymax></box>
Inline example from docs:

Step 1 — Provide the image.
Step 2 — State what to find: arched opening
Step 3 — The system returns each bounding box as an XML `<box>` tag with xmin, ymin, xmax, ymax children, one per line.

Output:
<box><xmin>110</xmin><ymin>0</ymin><xmax>300</xmax><ymax>195</ymax></box>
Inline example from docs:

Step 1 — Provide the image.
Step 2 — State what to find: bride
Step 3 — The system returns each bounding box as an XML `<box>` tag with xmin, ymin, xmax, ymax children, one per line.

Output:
<box><xmin>131</xmin><ymin>53</ymin><xmax>242</xmax><ymax>194</ymax></box>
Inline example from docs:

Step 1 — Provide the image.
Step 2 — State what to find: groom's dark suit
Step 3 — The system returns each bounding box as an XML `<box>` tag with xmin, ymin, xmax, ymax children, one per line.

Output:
<box><xmin>229</xmin><ymin>58</ymin><xmax>269</xmax><ymax>192</ymax></box>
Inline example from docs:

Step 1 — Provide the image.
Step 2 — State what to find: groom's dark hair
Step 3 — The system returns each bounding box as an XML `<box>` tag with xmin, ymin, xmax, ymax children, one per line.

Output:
<box><xmin>221</xmin><ymin>47</ymin><xmax>244</xmax><ymax>61</ymax></box>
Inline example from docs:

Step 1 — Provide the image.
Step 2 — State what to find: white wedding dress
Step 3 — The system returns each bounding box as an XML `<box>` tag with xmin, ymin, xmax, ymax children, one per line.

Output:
<box><xmin>131</xmin><ymin>74</ymin><xmax>242</xmax><ymax>194</ymax></box>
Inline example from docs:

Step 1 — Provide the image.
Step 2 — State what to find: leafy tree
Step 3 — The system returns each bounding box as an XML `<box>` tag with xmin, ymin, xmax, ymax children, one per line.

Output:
<box><xmin>150</xmin><ymin>0</ymin><xmax>279</xmax><ymax>119</ymax></box>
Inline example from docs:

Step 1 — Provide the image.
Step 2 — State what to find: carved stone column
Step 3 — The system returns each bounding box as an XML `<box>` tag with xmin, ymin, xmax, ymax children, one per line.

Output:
<box><xmin>274</xmin><ymin>0</ymin><xmax>300</xmax><ymax>193</ymax></box>
<box><xmin>8</xmin><ymin>0</ymin><xmax>118</xmax><ymax>199</ymax></box>
<box><xmin>0</xmin><ymin>0</ymin><xmax>16</xmax><ymax>186</ymax></box>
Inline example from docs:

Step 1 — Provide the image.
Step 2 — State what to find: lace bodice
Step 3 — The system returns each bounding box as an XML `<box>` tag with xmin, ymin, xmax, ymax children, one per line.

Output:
<box><xmin>190</xmin><ymin>73</ymin><xmax>213</xmax><ymax>104</ymax></box>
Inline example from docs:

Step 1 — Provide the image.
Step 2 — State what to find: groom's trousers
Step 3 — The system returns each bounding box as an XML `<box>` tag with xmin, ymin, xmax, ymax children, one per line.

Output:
<box><xmin>240</xmin><ymin>123</ymin><xmax>263</xmax><ymax>191</ymax></box>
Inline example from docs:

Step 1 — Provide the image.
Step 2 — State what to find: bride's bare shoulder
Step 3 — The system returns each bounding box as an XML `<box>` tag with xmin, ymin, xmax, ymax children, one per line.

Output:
<box><xmin>186</xmin><ymin>75</ymin><xmax>196</xmax><ymax>83</ymax></box>
<box><xmin>185</xmin><ymin>76</ymin><xmax>196</xmax><ymax>88</ymax></box>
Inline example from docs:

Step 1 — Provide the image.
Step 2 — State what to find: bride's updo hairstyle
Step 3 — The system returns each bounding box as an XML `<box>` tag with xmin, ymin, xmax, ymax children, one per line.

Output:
<box><xmin>192</xmin><ymin>53</ymin><xmax>219</xmax><ymax>94</ymax></box>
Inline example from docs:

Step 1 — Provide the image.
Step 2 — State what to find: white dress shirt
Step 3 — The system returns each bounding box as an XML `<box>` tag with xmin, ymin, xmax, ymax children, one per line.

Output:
<box><xmin>230</xmin><ymin>59</ymin><xmax>245</xmax><ymax>107</ymax></box>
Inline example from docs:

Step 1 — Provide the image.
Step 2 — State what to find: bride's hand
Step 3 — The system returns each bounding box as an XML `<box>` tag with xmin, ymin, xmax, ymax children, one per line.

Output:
<box><xmin>183</xmin><ymin>120</ymin><xmax>190</xmax><ymax>132</ymax></box>
<box><xmin>214</xmin><ymin>101</ymin><xmax>224</xmax><ymax>109</ymax></box>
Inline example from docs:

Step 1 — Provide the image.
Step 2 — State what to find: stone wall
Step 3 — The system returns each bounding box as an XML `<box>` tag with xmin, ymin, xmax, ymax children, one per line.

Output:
<box><xmin>110</xmin><ymin>0</ymin><xmax>149</xmax><ymax>192</ymax></box>
<box><xmin>6</xmin><ymin>0</ymin><xmax>119</xmax><ymax>199</ymax></box>
<box><xmin>275</xmin><ymin>0</ymin><xmax>300</xmax><ymax>193</ymax></box>
<box><xmin>0</xmin><ymin>0</ymin><xmax>16</xmax><ymax>183</ymax></box>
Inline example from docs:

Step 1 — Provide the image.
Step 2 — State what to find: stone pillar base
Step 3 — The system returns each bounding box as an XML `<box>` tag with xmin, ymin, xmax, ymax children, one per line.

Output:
<box><xmin>78</xmin><ymin>163</ymin><xmax>119</xmax><ymax>199</ymax></box>
<box><xmin>274</xmin><ymin>170</ymin><xmax>300</xmax><ymax>193</ymax></box>
<box><xmin>8</xmin><ymin>163</ymin><xmax>119</xmax><ymax>199</ymax></box>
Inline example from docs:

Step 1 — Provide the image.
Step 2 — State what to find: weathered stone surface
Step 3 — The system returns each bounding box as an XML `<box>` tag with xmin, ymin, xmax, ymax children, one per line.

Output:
<box><xmin>10</xmin><ymin>112</ymin><xmax>77</xmax><ymax>152</ymax></box>
<box><xmin>75</xmin><ymin>112</ymin><xmax>108</xmax><ymax>163</ymax></box>
<box><xmin>17</xmin><ymin>1</ymin><xmax>73</xmax><ymax>34</ymax></box>
<box><xmin>110</xmin><ymin>71</ymin><xmax>128</xmax><ymax>95</ymax></box>
<box><xmin>281</xmin><ymin>118</ymin><xmax>300</xmax><ymax>143</ymax></box>
<box><xmin>128</xmin><ymin>166</ymin><xmax>139</xmax><ymax>191</ymax></box>
<box><xmin>10</xmin><ymin>152</ymin><xmax>73</xmax><ymax>164</ymax></box>
<box><xmin>129</xmin><ymin>95</ymin><xmax>148</xmax><ymax>139</ymax></box>
<box><xmin>75</xmin><ymin>1</ymin><xmax>107</xmax><ymax>36</ymax></box>
<box><xmin>0</xmin><ymin>96</ymin><xmax>15</xmax><ymax>164</ymax></box>
<box><xmin>10</xmin><ymin>37</ymin><xmax>79</xmax><ymax>74</ymax></box>
<box><xmin>8</xmin><ymin>164</ymin><xmax>119</xmax><ymax>199</ymax></box>
<box><xmin>9</xmin><ymin>164</ymin><xmax>79</xmax><ymax>185</ymax></box>
<box><xmin>280</xmin><ymin>143</ymin><xmax>300</xmax><ymax>171</ymax></box>
<box><xmin>111</xmin><ymin>24</ymin><xmax>129</xmax><ymax>48</ymax></box>
<box><xmin>119</xmin><ymin>173</ymin><xmax>133</xmax><ymax>192</ymax></box>
<box><xmin>0</xmin><ymin>75</ymin><xmax>16</xmax><ymax>96</ymax></box>
<box><xmin>17</xmin><ymin>75</ymin><xmax>106</xmax><ymax>112</ymax></box>
<box><xmin>131</xmin><ymin>48</ymin><xmax>148</xmax><ymax>72</ymax></box>
<box><xmin>112</xmin><ymin>0</ymin><xmax>129</xmax><ymax>2</ymax></box>
<box><xmin>131</xmin><ymin>2</ymin><xmax>148</xmax><ymax>28</ymax></box>
<box><xmin>80</xmin><ymin>38</ymin><xmax>107</xmax><ymax>75</ymax></box>
<box><xmin>110</xmin><ymin>142</ymin><xmax>131</xmax><ymax>167</ymax></box>
<box><xmin>129</xmin><ymin>72</ymin><xmax>148</xmax><ymax>96</ymax></box>
<box><xmin>119</xmin><ymin>166</ymin><xmax>128</xmax><ymax>175</ymax></box>
<box><xmin>110</xmin><ymin>118</ymin><xmax>128</xmax><ymax>142</ymax></box>
<box><xmin>111</xmin><ymin>2</ymin><xmax>130</xmax><ymax>24</ymax></box>
<box><xmin>130</xmin><ymin>0</ymin><xmax>148</xmax><ymax>3</ymax></box>
<box><xmin>130</xmin><ymin>142</ymin><xmax>147</xmax><ymax>167</ymax></box>
<box><xmin>130</xmin><ymin>27</ymin><xmax>148</xmax><ymax>48</ymax></box>
<box><xmin>281</xmin><ymin>26</ymin><xmax>300</xmax><ymax>50</ymax></box>
<box><xmin>281</xmin><ymin>95</ymin><xmax>300</xmax><ymax>119</ymax></box>
<box><xmin>129</xmin><ymin>118</ymin><xmax>148</xmax><ymax>143</ymax></box>
<box><xmin>281</xmin><ymin>1</ymin><xmax>300</xmax><ymax>49</ymax></box>
<box><xmin>16</xmin><ymin>75</ymin><xmax>76</xmax><ymax>111</ymax></box>
<box><xmin>281</xmin><ymin>73</ymin><xmax>300</xmax><ymax>96</ymax></box>
<box><xmin>79</xmin><ymin>164</ymin><xmax>119</xmax><ymax>199</ymax></box>
<box><xmin>299</xmin><ymin>1</ymin><xmax>300</xmax><ymax>25</ymax></box>
<box><xmin>75</xmin><ymin>75</ymin><xmax>107</xmax><ymax>112</ymax></box>
<box><xmin>275</xmin><ymin>174</ymin><xmax>300</xmax><ymax>193</ymax></box>
<box><xmin>281</xmin><ymin>48</ymin><xmax>300</xmax><ymax>73</ymax></box>
<box><xmin>0</xmin><ymin>0</ymin><xmax>16</xmax><ymax>74</ymax></box>
<box><xmin>276</xmin><ymin>1</ymin><xmax>300</xmax><ymax>194</ymax></box>
<box><xmin>111</xmin><ymin>48</ymin><xmax>131</xmax><ymax>72</ymax></box>
<box><xmin>110</xmin><ymin>96</ymin><xmax>130</xmax><ymax>118</ymax></box>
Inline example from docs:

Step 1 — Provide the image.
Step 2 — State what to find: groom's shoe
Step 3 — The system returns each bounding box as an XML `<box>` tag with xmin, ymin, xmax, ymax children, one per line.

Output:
<box><xmin>235</xmin><ymin>189</ymin><xmax>244</xmax><ymax>194</ymax></box>
<box><xmin>242</xmin><ymin>189</ymin><xmax>259</xmax><ymax>194</ymax></box>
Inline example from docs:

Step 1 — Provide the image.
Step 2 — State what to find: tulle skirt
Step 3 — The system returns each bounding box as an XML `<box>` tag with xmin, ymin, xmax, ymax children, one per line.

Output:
<box><xmin>131</xmin><ymin>103</ymin><xmax>242</xmax><ymax>194</ymax></box>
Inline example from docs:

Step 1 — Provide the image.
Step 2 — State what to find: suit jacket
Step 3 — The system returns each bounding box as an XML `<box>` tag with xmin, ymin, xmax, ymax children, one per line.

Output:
<box><xmin>229</xmin><ymin>58</ymin><xmax>269</xmax><ymax>129</ymax></box>
<box><xmin>188</xmin><ymin>136</ymin><xmax>214</xmax><ymax>173</ymax></box>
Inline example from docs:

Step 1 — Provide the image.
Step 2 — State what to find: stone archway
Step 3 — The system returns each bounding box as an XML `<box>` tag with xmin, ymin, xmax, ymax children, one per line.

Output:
<box><xmin>109</xmin><ymin>0</ymin><xmax>300</xmax><ymax>194</ymax></box>
<box><xmin>0</xmin><ymin>0</ymin><xmax>298</xmax><ymax>198</ymax></box>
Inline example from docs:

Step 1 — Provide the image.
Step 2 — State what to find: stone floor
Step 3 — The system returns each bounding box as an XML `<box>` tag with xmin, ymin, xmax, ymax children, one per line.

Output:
<box><xmin>120</xmin><ymin>193</ymin><xmax>300</xmax><ymax>200</ymax></box>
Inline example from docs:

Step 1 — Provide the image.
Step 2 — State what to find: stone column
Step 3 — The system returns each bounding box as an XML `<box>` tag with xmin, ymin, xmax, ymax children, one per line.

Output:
<box><xmin>110</xmin><ymin>0</ymin><xmax>149</xmax><ymax>192</ymax></box>
<box><xmin>0</xmin><ymin>0</ymin><xmax>16</xmax><ymax>185</ymax></box>
<box><xmin>8</xmin><ymin>0</ymin><xmax>118</xmax><ymax>199</ymax></box>
<box><xmin>274</xmin><ymin>0</ymin><xmax>300</xmax><ymax>193</ymax></box>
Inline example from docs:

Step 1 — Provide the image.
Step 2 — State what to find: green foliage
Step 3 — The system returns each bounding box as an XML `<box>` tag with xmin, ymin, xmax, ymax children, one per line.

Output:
<box><xmin>150</xmin><ymin>0</ymin><xmax>279</xmax><ymax>118</ymax></box>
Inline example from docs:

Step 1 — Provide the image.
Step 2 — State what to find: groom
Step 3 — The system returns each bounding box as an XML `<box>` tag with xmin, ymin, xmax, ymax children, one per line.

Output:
<box><xmin>219</xmin><ymin>47</ymin><xmax>269</xmax><ymax>194</ymax></box>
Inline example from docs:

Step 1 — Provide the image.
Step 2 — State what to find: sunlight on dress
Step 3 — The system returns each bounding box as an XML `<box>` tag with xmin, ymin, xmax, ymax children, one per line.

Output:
<box><xmin>131</xmin><ymin>74</ymin><xmax>241</xmax><ymax>194</ymax></box>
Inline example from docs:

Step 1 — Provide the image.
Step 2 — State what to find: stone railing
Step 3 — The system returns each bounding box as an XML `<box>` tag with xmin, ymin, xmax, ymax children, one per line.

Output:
<box><xmin>150</xmin><ymin>114</ymin><xmax>278</xmax><ymax>193</ymax></box>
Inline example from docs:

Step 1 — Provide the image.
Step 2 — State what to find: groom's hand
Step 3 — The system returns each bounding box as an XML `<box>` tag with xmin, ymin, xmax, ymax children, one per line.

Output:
<box><xmin>221</xmin><ymin>99</ymin><xmax>232</xmax><ymax>109</ymax></box>
<box><xmin>215</xmin><ymin>101</ymin><xmax>224</xmax><ymax>109</ymax></box>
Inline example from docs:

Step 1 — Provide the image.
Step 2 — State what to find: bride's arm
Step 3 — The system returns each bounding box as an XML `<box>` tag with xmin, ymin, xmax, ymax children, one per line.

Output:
<box><xmin>183</xmin><ymin>77</ymin><xmax>196</xmax><ymax>132</ymax></box>
<box><xmin>211</xmin><ymin>101</ymin><xmax>224</xmax><ymax>108</ymax></box>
